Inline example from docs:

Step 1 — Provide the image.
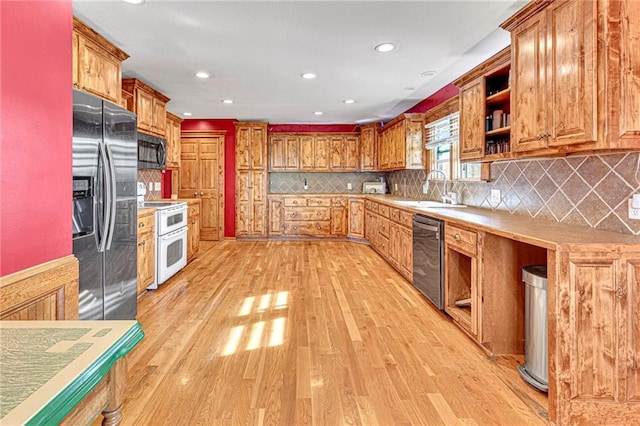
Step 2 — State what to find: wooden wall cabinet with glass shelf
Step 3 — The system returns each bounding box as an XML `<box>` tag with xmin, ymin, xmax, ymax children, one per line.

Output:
<box><xmin>377</xmin><ymin>114</ymin><xmax>424</xmax><ymax>170</ymax></box>
<box><xmin>454</xmin><ymin>47</ymin><xmax>512</xmax><ymax>163</ymax></box>
<box><xmin>73</xmin><ymin>17</ymin><xmax>129</xmax><ymax>105</ymax></box>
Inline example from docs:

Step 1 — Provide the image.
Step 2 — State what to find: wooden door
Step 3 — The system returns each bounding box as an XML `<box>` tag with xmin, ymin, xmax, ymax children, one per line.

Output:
<box><xmin>314</xmin><ymin>136</ymin><xmax>329</xmax><ymax>171</ymax></box>
<box><xmin>393</xmin><ymin>124</ymin><xmax>406</xmax><ymax>168</ymax></box>
<box><xmin>187</xmin><ymin>203</ymin><xmax>200</xmax><ymax>261</ymax></box>
<box><xmin>137</xmin><ymin>234</ymin><xmax>154</xmax><ymax>294</ymax></box>
<box><xmin>458</xmin><ymin>79</ymin><xmax>485</xmax><ymax>160</ymax></box>
<box><xmin>77</xmin><ymin>36</ymin><xmax>121</xmax><ymax>104</ymax></box>
<box><xmin>330</xmin><ymin>207</ymin><xmax>346</xmax><ymax>236</ymax></box>
<box><xmin>198</xmin><ymin>136</ymin><xmax>223</xmax><ymax>240</ymax></box>
<box><xmin>511</xmin><ymin>12</ymin><xmax>548</xmax><ymax>152</ymax></box>
<box><xmin>269</xmin><ymin>135</ymin><xmax>286</xmax><ymax>171</ymax></box>
<box><xmin>165</xmin><ymin>113</ymin><xmax>182</xmax><ymax>168</ymax></box>
<box><xmin>344</xmin><ymin>136</ymin><xmax>360</xmax><ymax>171</ymax></box>
<box><xmin>329</xmin><ymin>136</ymin><xmax>344</xmax><ymax>170</ymax></box>
<box><xmin>235</xmin><ymin>126</ymin><xmax>251</xmax><ymax>170</ymax></box>
<box><xmin>399</xmin><ymin>226</ymin><xmax>413</xmax><ymax>279</ymax></box>
<box><xmin>268</xmin><ymin>197</ymin><xmax>284</xmax><ymax>236</ymax></box>
<box><xmin>545</xmin><ymin>0</ymin><xmax>596</xmax><ymax>147</ymax></box>
<box><xmin>378</xmin><ymin>131</ymin><xmax>389</xmax><ymax>170</ymax></box>
<box><xmin>251</xmin><ymin>172</ymin><xmax>266</xmax><ymax>235</ymax></box>
<box><xmin>178</xmin><ymin>139</ymin><xmax>199</xmax><ymax>198</ymax></box>
<box><xmin>405</xmin><ymin>117</ymin><xmax>424</xmax><ymax>168</ymax></box>
<box><xmin>388</xmin><ymin>223</ymin><xmax>401</xmax><ymax>268</ymax></box>
<box><xmin>348</xmin><ymin>199</ymin><xmax>364</xmax><ymax>238</ymax></box>
<box><xmin>360</xmin><ymin>126</ymin><xmax>377</xmax><ymax>170</ymax></box>
<box><xmin>152</xmin><ymin>98</ymin><xmax>166</xmax><ymax>135</ymax></box>
<box><xmin>300</xmin><ymin>136</ymin><xmax>314</xmax><ymax>170</ymax></box>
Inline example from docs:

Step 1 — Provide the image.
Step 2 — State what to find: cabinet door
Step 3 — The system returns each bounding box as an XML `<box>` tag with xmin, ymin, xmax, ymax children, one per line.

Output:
<box><xmin>331</xmin><ymin>207</ymin><xmax>346</xmax><ymax>236</ymax></box>
<box><xmin>511</xmin><ymin>13</ymin><xmax>548</xmax><ymax>152</ymax></box>
<box><xmin>314</xmin><ymin>136</ymin><xmax>329</xmax><ymax>171</ymax></box>
<box><xmin>545</xmin><ymin>0</ymin><xmax>596</xmax><ymax>147</ymax></box>
<box><xmin>405</xmin><ymin>118</ymin><xmax>424</xmax><ymax>168</ymax></box>
<box><xmin>251</xmin><ymin>125</ymin><xmax>267</xmax><ymax>170</ymax></box>
<box><xmin>329</xmin><ymin>136</ymin><xmax>344</xmax><ymax>170</ymax></box>
<box><xmin>399</xmin><ymin>226</ymin><xmax>413</xmax><ymax>280</ymax></box>
<box><xmin>269</xmin><ymin>198</ymin><xmax>284</xmax><ymax>235</ymax></box>
<box><xmin>77</xmin><ymin>36</ymin><xmax>121</xmax><ymax>104</ymax></box>
<box><xmin>137</xmin><ymin>235</ymin><xmax>154</xmax><ymax>294</ymax></box>
<box><xmin>459</xmin><ymin>79</ymin><xmax>486</xmax><ymax>160</ymax></box>
<box><xmin>388</xmin><ymin>223</ymin><xmax>401</xmax><ymax>267</ymax></box>
<box><xmin>300</xmin><ymin>136</ymin><xmax>315</xmax><ymax>170</ymax></box>
<box><xmin>378</xmin><ymin>132</ymin><xmax>389</xmax><ymax>170</ymax></box>
<box><xmin>252</xmin><ymin>202</ymin><xmax>266</xmax><ymax>235</ymax></box>
<box><xmin>360</xmin><ymin>126</ymin><xmax>377</xmax><ymax>170</ymax></box>
<box><xmin>236</xmin><ymin>126</ymin><xmax>251</xmax><ymax>170</ymax></box>
<box><xmin>235</xmin><ymin>171</ymin><xmax>251</xmax><ymax>236</ymax></box>
<box><xmin>165</xmin><ymin>115</ymin><xmax>181</xmax><ymax>168</ymax></box>
<box><xmin>136</xmin><ymin>89</ymin><xmax>155</xmax><ymax>134</ymax></box>
<box><xmin>285</xmin><ymin>136</ymin><xmax>299</xmax><ymax>170</ymax></box>
<box><xmin>344</xmin><ymin>136</ymin><xmax>360</xmax><ymax>171</ymax></box>
<box><xmin>348</xmin><ymin>200</ymin><xmax>365</xmax><ymax>238</ymax></box>
<box><xmin>269</xmin><ymin>135</ymin><xmax>286</xmax><ymax>171</ymax></box>
<box><xmin>252</xmin><ymin>171</ymin><xmax>266</xmax><ymax>203</ymax></box>
<box><xmin>153</xmin><ymin>98</ymin><xmax>167</xmax><ymax>135</ymax></box>
<box><xmin>187</xmin><ymin>204</ymin><xmax>200</xmax><ymax>261</ymax></box>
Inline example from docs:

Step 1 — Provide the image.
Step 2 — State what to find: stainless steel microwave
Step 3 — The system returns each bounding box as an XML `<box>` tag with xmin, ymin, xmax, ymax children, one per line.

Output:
<box><xmin>138</xmin><ymin>132</ymin><xmax>166</xmax><ymax>170</ymax></box>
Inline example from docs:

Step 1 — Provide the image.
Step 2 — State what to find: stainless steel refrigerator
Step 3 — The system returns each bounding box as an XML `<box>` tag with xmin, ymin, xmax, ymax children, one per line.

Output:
<box><xmin>72</xmin><ymin>89</ymin><xmax>138</xmax><ymax>320</ymax></box>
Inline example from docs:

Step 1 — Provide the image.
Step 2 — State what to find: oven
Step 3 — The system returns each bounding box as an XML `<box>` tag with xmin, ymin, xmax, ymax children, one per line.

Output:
<box><xmin>143</xmin><ymin>201</ymin><xmax>188</xmax><ymax>289</ymax></box>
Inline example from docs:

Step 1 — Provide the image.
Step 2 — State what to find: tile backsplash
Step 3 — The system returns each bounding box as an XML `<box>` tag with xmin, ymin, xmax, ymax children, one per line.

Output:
<box><xmin>270</xmin><ymin>172</ymin><xmax>385</xmax><ymax>194</ymax></box>
<box><xmin>137</xmin><ymin>169</ymin><xmax>162</xmax><ymax>200</ymax></box>
<box><xmin>387</xmin><ymin>152</ymin><xmax>640</xmax><ymax>236</ymax></box>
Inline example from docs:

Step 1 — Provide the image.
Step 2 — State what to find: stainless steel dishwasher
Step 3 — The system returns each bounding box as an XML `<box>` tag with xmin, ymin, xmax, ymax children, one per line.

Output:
<box><xmin>412</xmin><ymin>214</ymin><xmax>444</xmax><ymax>309</ymax></box>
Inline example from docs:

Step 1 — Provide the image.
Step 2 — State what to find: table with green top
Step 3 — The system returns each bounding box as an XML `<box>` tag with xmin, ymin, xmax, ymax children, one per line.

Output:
<box><xmin>0</xmin><ymin>320</ymin><xmax>143</xmax><ymax>425</ymax></box>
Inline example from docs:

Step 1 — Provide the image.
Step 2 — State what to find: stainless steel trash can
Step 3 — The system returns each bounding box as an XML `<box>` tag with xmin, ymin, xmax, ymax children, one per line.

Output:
<box><xmin>517</xmin><ymin>265</ymin><xmax>548</xmax><ymax>392</ymax></box>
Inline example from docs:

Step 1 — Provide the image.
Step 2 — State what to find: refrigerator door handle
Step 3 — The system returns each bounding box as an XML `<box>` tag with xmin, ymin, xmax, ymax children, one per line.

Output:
<box><xmin>98</xmin><ymin>143</ymin><xmax>112</xmax><ymax>253</ymax></box>
<box><xmin>104</xmin><ymin>143</ymin><xmax>117</xmax><ymax>250</ymax></box>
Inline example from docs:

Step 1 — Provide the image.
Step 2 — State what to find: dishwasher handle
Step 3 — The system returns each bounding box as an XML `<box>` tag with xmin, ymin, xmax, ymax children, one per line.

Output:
<box><xmin>414</xmin><ymin>222</ymin><xmax>440</xmax><ymax>233</ymax></box>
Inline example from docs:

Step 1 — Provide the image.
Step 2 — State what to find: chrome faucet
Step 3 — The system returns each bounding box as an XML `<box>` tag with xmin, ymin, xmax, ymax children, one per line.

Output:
<box><xmin>424</xmin><ymin>170</ymin><xmax>458</xmax><ymax>204</ymax></box>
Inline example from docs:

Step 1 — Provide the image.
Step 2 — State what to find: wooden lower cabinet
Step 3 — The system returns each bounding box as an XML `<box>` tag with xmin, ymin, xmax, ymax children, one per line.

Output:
<box><xmin>348</xmin><ymin>199</ymin><xmax>365</xmax><ymax>239</ymax></box>
<box><xmin>268</xmin><ymin>197</ymin><xmax>284</xmax><ymax>236</ymax></box>
<box><xmin>186</xmin><ymin>200</ymin><xmax>200</xmax><ymax>262</ymax></box>
<box><xmin>365</xmin><ymin>201</ymin><xmax>413</xmax><ymax>282</ymax></box>
<box><xmin>136</xmin><ymin>209</ymin><xmax>155</xmax><ymax>295</ymax></box>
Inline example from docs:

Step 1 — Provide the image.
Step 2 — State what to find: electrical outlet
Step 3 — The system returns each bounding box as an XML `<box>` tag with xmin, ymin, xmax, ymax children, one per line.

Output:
<box><xmin>347</xmin><ymin>183</ymin><xmax>352</xmax><ymax>190</ymax></box>
<box><xmin>154</xmin><ymin>182</ymin><xmax>161</xmax><ymax>191</ymax></box>
<box><xmin>490</xmin><ymin>189</ymin><xmax>501</xmax><ymax>204</ymax></box>
<box><xmin>629</xmin><ymin>199</ymin><xmax>640</xmax><ymax>220</ymax></box>
<box><xmin>394</xmin><ymin>183</ymin><xmax>398</xmax><ymax>191</ymax></box>
<box><xmin>148</xmin><ymin>182</ymin><xmax>153</xmax><ymax>191</ymax></box>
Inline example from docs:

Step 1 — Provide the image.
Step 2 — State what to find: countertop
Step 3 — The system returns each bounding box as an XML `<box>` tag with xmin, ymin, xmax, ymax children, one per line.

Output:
<box><xmin>0</xmin><ymin>320</ymin><xmax>143</xmax><ymax>425</ymax></box>
<box><xmin>137</xmin><ymin>206</ymin><xmax>156</xmax><ymax>215</ymax></box>
<box><xmin>366</xmin><ymin>194</ymin><xmax>640</xmax><ymax>248</ymax></box>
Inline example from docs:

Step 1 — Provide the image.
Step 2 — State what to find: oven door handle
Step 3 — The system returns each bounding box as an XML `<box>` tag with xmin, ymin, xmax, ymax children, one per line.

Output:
<box><xmin>160</xmin><ymin>227</ymin><xmax>187</xmax><ymax>241</ymax></box>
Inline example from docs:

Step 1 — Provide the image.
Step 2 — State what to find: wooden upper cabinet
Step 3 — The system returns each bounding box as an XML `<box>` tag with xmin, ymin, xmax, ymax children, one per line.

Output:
<box><xmin>359</xmin><ymin>123</ymin><xmax>379</xmax><ymax>171</ymax></box>
<box><xmin>236</xmin><ymin>122</ymin><xmax>267</xmax><ymax>171</ymax></box>
<box><xmin>300</xmin><ymin>135</ymin><xmax>329</xmax><ymax>171</ymax></box>
<box><xmin>328</xmin><ymin>135</ymin><xmax>360</xmax><ymax>171</ymax></box>
<box><xmin>377</xmin><ymin>114</ymin><xmax>423</xmax><ymax>170</ymax></box>
<box><xmin>605</xmin><ymin>0</ymin><xmax>640</xmax><ymax>149</ymax></box>
<box><xmin>269</xmin><ymin>135</ymin><xmax>299</xmax><ymax>171</ymax></box>
<box><xmin>165</xmin><ymin>112</ymin><xmax>183</xmax><ymax>169</ymax></box>
<box><xmin>122</xmin><ymin>78</ymin><xmax>170</xmax><ymax>137</ymax></box>
<box><xmin>72</xmin><ymin>17</ymin><xmax>129</xmax><ymax>105</ymax></box>
<box><xmin>503</xmin><ymin>0</ymin><xmax>597</xmax><ymax>153</ymax></box>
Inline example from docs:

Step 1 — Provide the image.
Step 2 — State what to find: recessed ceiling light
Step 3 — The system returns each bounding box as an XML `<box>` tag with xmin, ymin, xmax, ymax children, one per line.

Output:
<box><xmin>374</xmin><ymin>42</ymin><xmax>396</xmax><ymax>53</ymax></box>
<box><xmin>421</xmin><ymin>70</ymin><xmax>437</xmax><ymax>77</ymax></box>
<box><xmin>404</xmin><ymin>87</ymin><xmax>415</xmax><ymax>91</ymax></box>
<box><xmin>301</xmin><ymin>73</ymin><xmax>317</xmax><ymax>79</ymax></box>
<box><xmin>122</xmin><ymin>0</ymin><xmax>144</xmax><ymax>4</ymax></box>
<box><xmin>343</xmin><ymin>99</ymin><xmax>355</xmax><ymax>104</ymax></box>
<box><xmin>314</xmin><ymin>111</ymin><xmax>323</xmax><ymax>116</ymax></box>
<box><xmin>194</xmin><ymin>71</ymin><xmax>212</xmax><ymax>79</ymax></box>
<box><xmin>222</xmin><ymin>99</ymin><xmax>234</xmax><ymax>104</ymax></box>
<box><xmin>183</xmin><ymin>112</ymin><xmax>192</xmax><ymax>117</ymax></box>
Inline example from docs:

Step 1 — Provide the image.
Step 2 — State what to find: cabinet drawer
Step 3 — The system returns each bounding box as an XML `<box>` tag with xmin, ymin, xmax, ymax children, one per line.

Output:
<box><xmin>398</xmin><ymin>210</ymin><xmax>413</xmax><ymax>228</ymax></box>
<box><xmin>284</xmin><ymin>207</ymin><xmax>330</xmax><ymax>221</ymax></box>
<box><xmin>376</xmin><ymin>235</ymin><xmax>390</xmax><ymax>258</ymax></box>
<box><xmin>370</xmin><ymin>202</ymin><xmax>379</xmax><ymax>213</ymax></box>
<box><xmin>331</xmin><ymin>197</ymin><xmax>347</xmax><ymax>207</ymax></box>
<box><xmin>306</xmin><ymin>198</ymin><xmax>331</xmax><ymax>207</ymax></box>
<box><xmin>137</xmin><ymin>213</ymin><xmax>155</xmax><ymax>236</ymax></box>
<box><xmin>283</xmin><ymin>221</ymin><xmax>331</xmax><ymax>236</ymax></box>
<box><xmin>378</xmin><ymin>204</ymin><xmax>390</xmax><ymax>218</ymax></box>
<box><xmin>445</xmin><ymin>223</ymin><xmax>477</xmax><ymax>255</ymax></box>
<box><xmin>378</xmin><ymin>217</ymin><xmax>390</xmax><ymax>238</ymax></box>
<box><xmin>389</xmin><ymin>207</ymin><xmax>400</xmax><ymax>223</ymax></box>
<box><xmin>364</xmin><ymin>200</ymin><xmax>373</xmax><ymax>211</ymax></box>
<box><xmin>284</xmin><ymin>198</ymin><xmax>305</xmax><ymax>207</ymax></box>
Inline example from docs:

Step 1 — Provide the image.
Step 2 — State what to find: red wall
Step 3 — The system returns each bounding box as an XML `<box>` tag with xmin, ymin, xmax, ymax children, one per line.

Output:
<box><xmin>405</xmin><ymin>83</ymin><xmax>459</xmax><ymax>113</ymax></box>
<box><xmin>180</xmin><ymin>119</ymin><xmax>237</xmax><ymax>238</ymax></box>
<box><xmin>0</xmin><ymin>1</ymin><xmax>72</xmax><ymax>276</ymax></box>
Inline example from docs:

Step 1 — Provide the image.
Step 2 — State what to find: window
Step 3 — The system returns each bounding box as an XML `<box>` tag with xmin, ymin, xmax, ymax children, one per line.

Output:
<box><xmin>425</xmin><ymin>111</ymin><xmax>482</xmax><ymax>180</ymax></box>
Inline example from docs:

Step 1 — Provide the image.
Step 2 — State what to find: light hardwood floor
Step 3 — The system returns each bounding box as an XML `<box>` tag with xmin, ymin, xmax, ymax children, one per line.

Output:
<box><xmin>123</xmin><ymin>241</ymin><xmax>548</xmax><ymax>425</ymax></box>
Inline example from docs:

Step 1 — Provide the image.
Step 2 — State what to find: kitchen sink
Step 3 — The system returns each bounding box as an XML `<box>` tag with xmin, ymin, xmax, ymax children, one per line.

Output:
<box><xmin>393</xmin><ymin>200</ymin><xmax>467</xmax><ymax>208</ymax></box>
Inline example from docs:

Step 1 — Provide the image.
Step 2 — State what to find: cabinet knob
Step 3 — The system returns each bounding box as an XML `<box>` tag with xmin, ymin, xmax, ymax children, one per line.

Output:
<box><xmin>293</xmin><ymin>226</ymin><xmax>297</xmax><ymax>230</ymax></box>
<box><xmin>454</xmin><ymin>234</ymin><xmax>462</xmax><ymax>241</ymax></box>
<box><xmin>200</xmin><ymin>192</ymin><xmax>204</xmax><ymax>196</ymax></box>
<box><xmin>138</xmin><ymin>223</ymin><xmax>144</xmax><ymax>228</ymax></box>
<box><xmin>194</xmin><ymin>192</ymin><xmax>198</xmax><ymax>196</ymax></box>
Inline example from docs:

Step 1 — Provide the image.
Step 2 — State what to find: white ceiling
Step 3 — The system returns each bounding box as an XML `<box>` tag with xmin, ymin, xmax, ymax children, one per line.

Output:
<box><xmin>73</xmin><ymin>0</ymin><xmax>526</xmax><ymax>124</ymax></box>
